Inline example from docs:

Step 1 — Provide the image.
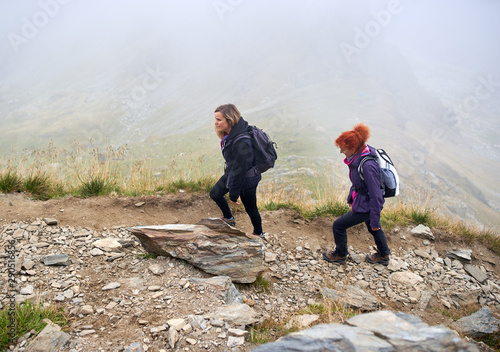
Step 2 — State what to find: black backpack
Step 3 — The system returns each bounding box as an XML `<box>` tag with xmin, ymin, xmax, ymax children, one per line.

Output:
<box><xmin>233</xmin><ymin>125</ymin><xmax>277</xmax><ymax>175</ymax></box>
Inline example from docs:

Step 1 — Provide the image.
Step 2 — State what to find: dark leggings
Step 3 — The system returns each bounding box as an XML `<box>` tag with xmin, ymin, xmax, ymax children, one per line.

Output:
<box><xmin>210</xmin><ymin>175</ymin><xmax>263</xmax><ymax>235</ymax></box>
<box><xmin>332</xmin><ymin>211</ymin><xmax>390</xmax><ymax>257</ymax></box>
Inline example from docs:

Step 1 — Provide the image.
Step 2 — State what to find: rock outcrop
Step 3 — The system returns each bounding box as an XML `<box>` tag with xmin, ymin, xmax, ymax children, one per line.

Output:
<box><xmin>452</xmin><ymin>307</ymin><xmax>500</xmax><ymax>338</ymax></box>
<box><xmin>24</xmin><ymin>319</ymin><xmax>71</xmax><ymax>352</ymax></box>
<box><xmin>128</xmin><ymin>218</ymin><xmax>266</xmax><ymax>283</ymax></box>
<box><xmin>253</xmin><ymin>311</ymin><xmax>480</xmax><ymax>352</ymax></box>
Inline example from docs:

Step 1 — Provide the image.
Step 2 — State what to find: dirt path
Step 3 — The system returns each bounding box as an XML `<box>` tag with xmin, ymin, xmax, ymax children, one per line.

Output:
<box><xmin>1</xmin><ymin>192</ymin><xmax>498</xmax><ymax>276</ymax></box>
<box><xmin>1</xmin><ymin>191</ymin><xmax>499</xmax><ymax>352</ymax></box>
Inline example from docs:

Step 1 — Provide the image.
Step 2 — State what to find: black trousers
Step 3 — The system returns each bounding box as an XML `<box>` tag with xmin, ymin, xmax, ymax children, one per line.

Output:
<box><xmin>210</xmin><ymin>174</ymin><xmax>263</xmax><ymax>235</ymax></box>
<box><xmin>332</xmin><ymin>211</ymin><xmax>390</xmax><ymax>257</ymax></box>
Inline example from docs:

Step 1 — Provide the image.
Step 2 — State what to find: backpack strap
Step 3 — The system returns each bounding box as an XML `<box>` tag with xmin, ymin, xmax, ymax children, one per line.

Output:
<box><xmin>356</xmin><ymin>156</ymin><xmax>380</xmax><ymax>196</ymax></box>
<box><xmin>377</xmin><ymin>148</ymin><xmax>394</xmax><ymax>166</ymax></box>
<box><xmin>231</xmin><ymin>132</ymin><xmax>258</xmax><ymax>177</ymax></box>
<box><xmin>232</xmin><ymin>133</ymin><xmax>251</xmax><ymax>144</ymax></box>
<box><xmin>358</xmin><ymin>156</ymin><xmax>377</xmax><ymax>182</ymax></box>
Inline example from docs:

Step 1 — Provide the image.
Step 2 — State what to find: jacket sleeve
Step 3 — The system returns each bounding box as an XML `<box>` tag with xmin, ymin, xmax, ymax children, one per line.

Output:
<box><xmin>363</xmin><ymin>159</ymin><xmax>385</xmax><ymax>228</ymax></box>
<box><xmin>228</xmin><ymin>139</ymin><xmax>253</xmax><ymax>202</ymax></box>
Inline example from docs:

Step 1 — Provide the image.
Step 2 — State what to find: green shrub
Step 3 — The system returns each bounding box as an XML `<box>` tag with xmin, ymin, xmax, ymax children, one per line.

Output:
<box><xmin>477</xmin><ymin>332</ymin><xmax>500</xmax><ymax>350</ymax></box>
<box><xmin>136</xmin><ymin>253</ymin><xmax>158</xmax><ymax>259</ymax></box>
<box><xmin>478</xmin><ymin>229</ymin><xmax>500</xmax><ymax>255</ymax></box>
<box><xmin>248</xmin><ymin>317</ymin><xmax>298</xmax><ymax>345</ymax></box>
<box><xmin>165</xmin><ymin>179</ymin><xmax>189</xmax><ymax>193</ymax></box>
<box><xmin>407</xmin><ymin>208</ymin><xmax>432</xmax><ymax>226</ymax></box>
<box><xmin>381</xmin><ymin>210</ymin><xmax>406</xmax><ymax>230</ymax></box>
<box><xmin>454</xmin><ymin>224</ymin><xmax>478</xmax><ymax>243</ymax></box>
<box><xmin>78</xmin><ymin>175</ymin><xmax>115</xmax><ymax>197</ymax></box>
<box><xmin>123</xmin><ymin>189</ymin><xmax>142</xmax><ymax>197</ymax></box>
<box><xmin>0</xmin><ymin>300</ymin><xmax>69</xmax><ymax>351</ymax></box>
<box><xmin>51</xmin><ymin>183</ymin><xmax>67</xmax><ymax>198</ymax></box>
<box><xmin>164</xmin><ymin>177</ymin><xmax>217</xmax><ymax>194</ymax></box>
<box><xmin>299</xmin><ymin>303</ymin><xmax>325</xmax><ymax>315</ymax></box>
<box><xmin>303</xmin><ymin>201</ymin><xmax>349</xmax><ymax>219</ymax></box>
<box><xmin>0</xmin><ymin>170</ymin><xmax>22</xmax><ymax>193</ymax></box>
<box><xmin>250</xmin><ymin>275</ymin><xmax>271</xmax><ymax>293</ymax></box>
<box><xmin>23</xmin><ymin>172</ymin><xmax>51</xmax><ymax>200</ymax></box>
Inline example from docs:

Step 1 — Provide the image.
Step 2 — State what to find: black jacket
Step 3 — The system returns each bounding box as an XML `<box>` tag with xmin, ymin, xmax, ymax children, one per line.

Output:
<box><xmin>221</xmin><ymin>117</ymin><xmax>261</xmax><ymax>201</ymax></box>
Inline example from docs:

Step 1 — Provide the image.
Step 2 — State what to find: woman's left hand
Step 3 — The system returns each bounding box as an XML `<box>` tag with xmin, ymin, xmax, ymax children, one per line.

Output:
<box><xmin>230</xmin><ymin>200</ymin><xmax>240</xmax><ymax>205</ymax></box>
<box><xmin>371</xmin><ymin>227</ymin><xmax>380</xmax><ymax>231</ymax></box>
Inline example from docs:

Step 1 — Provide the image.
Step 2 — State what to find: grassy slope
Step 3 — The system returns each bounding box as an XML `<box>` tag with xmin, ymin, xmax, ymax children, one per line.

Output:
<box><xmin>1</xmin><ymin>52</ymin><xmax>499</xmax><ymax>230</ymax></box>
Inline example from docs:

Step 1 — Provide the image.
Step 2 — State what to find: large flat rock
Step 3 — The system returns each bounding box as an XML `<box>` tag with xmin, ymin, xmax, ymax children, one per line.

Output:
<box><xmin>128</xmin><ymin>218</ymin><xmax>265</xmax><ymax>283</ymax></box>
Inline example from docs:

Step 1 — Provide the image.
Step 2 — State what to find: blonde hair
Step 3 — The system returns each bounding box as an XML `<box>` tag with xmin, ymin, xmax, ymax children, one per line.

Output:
<box><xmin>214</xmin><ymin>104</ymin><xmax>241</xmax><ymax>139</ymax></box>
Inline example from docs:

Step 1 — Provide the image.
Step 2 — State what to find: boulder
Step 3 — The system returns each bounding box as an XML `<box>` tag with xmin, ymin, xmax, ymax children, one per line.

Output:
<box><xmin>463</xmin><ymin>264</ymin><xmax>488</xmax><ymax>284</ymax></box>
<box><xmin>209</xmin><ymin>303</ymin><xmax>257</xmax><ymax>326</ymax></box>
<box><xmin>92</xmin><ymin>238</ymin><xmax>122</xmax><ymax>252</ymax></box>
<box><xmin>446</xmin><ymin>249</ymin><xmax>472</xmax><ymax>262</ymax></box>
<box><xmin>128</xmin><ymin>218</ymin><xmax>266</xmax><ymax>283</ymax></box>
<box><xmin>452</xmin><ymin>307</ymin><xmax>500</xmax><ymax>338</ymax></box>
<box><xmin>411</xmin><ymin>224</ymin><xmax>435</xmax><ymax>240</ymax></box>
<box><xmin>25</xmin><ymin>319</ymin><xmax>70</xmax><ymax>352</ymax></box>
<box><xmin>253</xmin><ymin>311</ymin><xmax>480</xmax><ymax>352</ymax></box>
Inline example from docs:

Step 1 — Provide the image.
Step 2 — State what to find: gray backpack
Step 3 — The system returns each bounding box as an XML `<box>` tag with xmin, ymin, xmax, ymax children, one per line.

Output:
<box><xmin>358</xmin><ymin>148</ymin><xmax>399</xmax><ymax>197</ymax></box>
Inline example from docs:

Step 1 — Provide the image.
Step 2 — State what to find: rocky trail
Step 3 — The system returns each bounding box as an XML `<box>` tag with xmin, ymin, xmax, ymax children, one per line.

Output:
<box><xmin>0</xmin><ymin>192</ymin><xmax>499</xmax><ymax>352</ymax></box>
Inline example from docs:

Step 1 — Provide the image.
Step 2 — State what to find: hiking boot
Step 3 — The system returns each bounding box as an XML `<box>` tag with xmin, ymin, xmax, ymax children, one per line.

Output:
<box><xmin>322</xmin><ymin>251</ymin><xmax>347</xmax><ymax>265</ymax></box>
<box><xmin>365</xmin><ymin>252</ymin><xmax>390</xmax><ymax>266</ymax></box>
<box><xmin>246</xmin><ymin>232</ymin><xmax>264</xmax><ymax>239</ymax></box>
<box><xmin>220</xmin><ymin>217</ymin><xmax>235</xmax><ymax>227</ymax></box>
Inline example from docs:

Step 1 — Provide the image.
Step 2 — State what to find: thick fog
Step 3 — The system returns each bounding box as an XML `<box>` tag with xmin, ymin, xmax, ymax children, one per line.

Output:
<box><xmin>2</xmin><ymin>0</ymin><xmax>500</xmax><ymax>154</ymax></box>
<box><xmin>1</xmin><ymin>0</ymin><xmax>500</xmax><ymax>228</ymax></box>
<box><xmin>2</xmin><ymin>0</ymin><xmax>499</xmax><ymax>155</ymax></box>
<box><xmin>2</xmin><ymin>1</ymin><xmax>499</xmax><ymax>87</ymax></box>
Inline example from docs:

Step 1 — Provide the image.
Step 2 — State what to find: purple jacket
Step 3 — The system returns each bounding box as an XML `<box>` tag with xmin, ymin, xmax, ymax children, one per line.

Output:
<box><xmin>345</xmin><ymin>145</ymin><xmax>384</xmax><ymax>228</ymax></box>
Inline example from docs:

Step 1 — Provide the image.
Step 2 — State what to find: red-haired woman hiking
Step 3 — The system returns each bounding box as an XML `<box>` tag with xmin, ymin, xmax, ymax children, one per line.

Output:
<box><xmin>323</xmin><ymin>123</ymin><xmax>391</xmax><ymax>265</ymax></box>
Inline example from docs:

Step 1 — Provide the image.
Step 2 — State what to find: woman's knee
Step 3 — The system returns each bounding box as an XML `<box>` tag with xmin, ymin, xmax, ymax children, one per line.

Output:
<box><xmin>210</xmin><ymin>176</ymin><xmax>227</xmax><ymax>200</ymax></box>
<box><xmin>209</xmin><ymin>187</ymin><xmax>216</xmax><ymax>200</ymax></box>
<box><xmin>333</xmin><ymin>218</ymin><xmax>346</xmax><ymax>233</ymax></box>
<box><xmin>210</xmin><ymin>185</ymin><xmax>223</xmax><ymax>200</ymax></box>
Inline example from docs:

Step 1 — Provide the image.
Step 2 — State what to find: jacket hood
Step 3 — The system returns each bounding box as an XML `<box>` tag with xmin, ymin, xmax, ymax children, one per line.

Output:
<box><xmin>227</xmin><ymin>117</ymin><xmax>249</xmax><ymax>140</ymax></box>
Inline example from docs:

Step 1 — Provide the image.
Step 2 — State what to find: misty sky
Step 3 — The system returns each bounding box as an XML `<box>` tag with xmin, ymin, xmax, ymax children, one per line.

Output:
<box><xmin>1</xmin><ymin>0</ymin><xmax>500</xmax><ymax>84</ymax></box>
<box><xmin>1</xmin><ymin>0</ymin><xmax>499</xmax><ymax>152</ymax></box>
<box><xmin>1</xmin><ymin>0</ymin><xmax>499</xmax><ymax>144</ymax></box>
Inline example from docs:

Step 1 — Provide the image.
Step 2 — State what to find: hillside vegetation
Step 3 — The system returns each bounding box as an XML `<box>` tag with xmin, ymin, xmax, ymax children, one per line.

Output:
<box><xmin>2</xmin><ymin>29</ymin><xmax>500</xmax><ymax>231</ymax></box>
<box><xmin>0</xmin><ymin>139</ymin><xmax>498</xmax><ymax>256</ymax></box>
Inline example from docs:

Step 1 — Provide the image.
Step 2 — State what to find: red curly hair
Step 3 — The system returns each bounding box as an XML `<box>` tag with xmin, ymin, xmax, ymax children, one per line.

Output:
<box><xmin>335</xmin><ymin>123</ymin><xmax>370</xmax><ymax>151</ymax></box>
